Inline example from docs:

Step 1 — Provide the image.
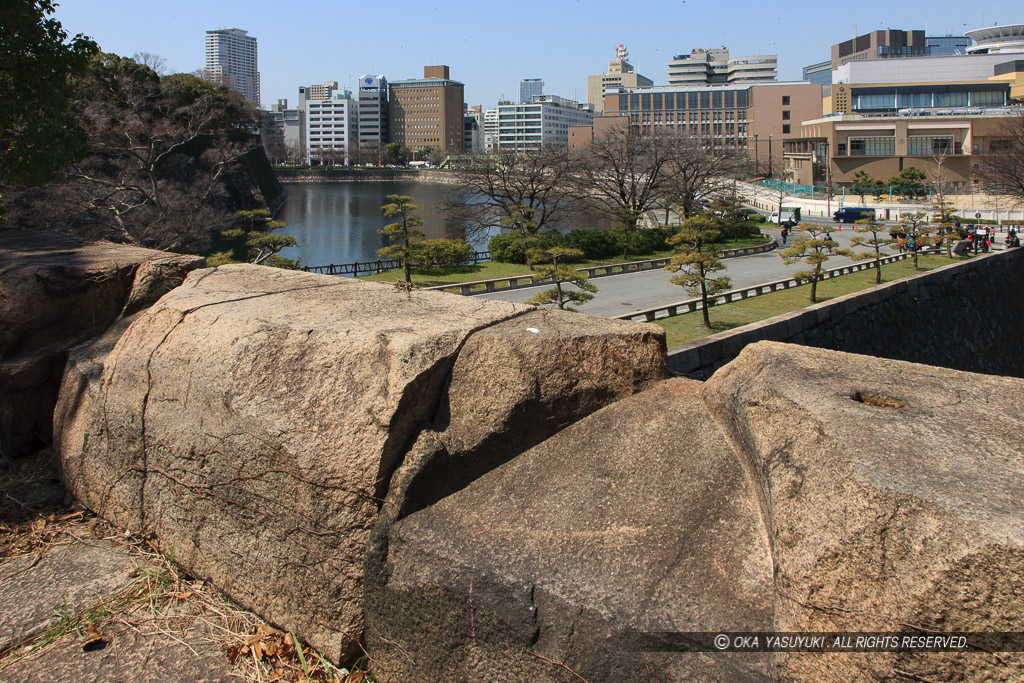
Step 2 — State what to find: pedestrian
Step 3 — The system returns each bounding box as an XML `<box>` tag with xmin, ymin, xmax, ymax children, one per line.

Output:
<box><xmin>781</xmin><ymin>226</ymin><xmax>789</xmax><ymax>245</ymax></box>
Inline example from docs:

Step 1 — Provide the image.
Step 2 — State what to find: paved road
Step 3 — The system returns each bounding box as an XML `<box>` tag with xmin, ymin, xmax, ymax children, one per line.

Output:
<box><xmin>480</xmin><ymin>225</ymin><xmax>891</xmax><ymax>318</ymax></box>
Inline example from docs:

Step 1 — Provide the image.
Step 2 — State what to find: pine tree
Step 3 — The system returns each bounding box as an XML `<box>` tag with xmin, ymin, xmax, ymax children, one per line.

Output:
<box><xmin>525</xmin><ymin>247</ymin><xmax>597</xmax><ymax>311</ymax></box>
<box><xmin>665</xmin><ymin>216</ymin><xmax>732</xmax><ymax>329</ymax></box>
<box><xmin>378</xmin><ymin>195</ymin><xmax>425</xmax><ymax>283</ymax></box>
<box><xmin>779</xmin><ymin>224</ymin><xmax>852</xmax><ymax>303</ymax></box>
<box><xmin>848</xmin><ymin>218</ymin><xmax>896</xmax><ymax>285</ymax></box>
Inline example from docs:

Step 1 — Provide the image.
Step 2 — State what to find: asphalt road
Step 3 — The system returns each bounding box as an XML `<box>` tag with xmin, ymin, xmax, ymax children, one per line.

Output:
<box><xmin>480</xmin><ymin>225</ymin><xmax>891</xmax><ymax>318</ymax></box>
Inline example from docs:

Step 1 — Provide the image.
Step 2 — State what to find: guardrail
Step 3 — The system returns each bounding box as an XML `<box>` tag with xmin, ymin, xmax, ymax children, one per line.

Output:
<box><xmin>424</xmin><ymin>239</ymin><xmax>779</xmax><ymax>296</ymax></box>
<box><xmin>304</xmin><ymin>251</ymin><xmax>491</xmax><ymax>276</ymax></box>
<box><xmin>614</xmin><ymin>253</ymin><xmax>911</xmax><ymax>323</ymax></box>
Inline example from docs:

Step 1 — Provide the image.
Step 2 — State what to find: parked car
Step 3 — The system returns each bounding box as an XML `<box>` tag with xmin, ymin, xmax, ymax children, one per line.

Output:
<box><xmin>833</xmin><ymin>207</ymin><xmax>877</xmax><ymax>223</ymax></box>
<box><xmin>768</xmin><ymin>210</ymin><xmax>799</xmax><ymax>227</ymax></box>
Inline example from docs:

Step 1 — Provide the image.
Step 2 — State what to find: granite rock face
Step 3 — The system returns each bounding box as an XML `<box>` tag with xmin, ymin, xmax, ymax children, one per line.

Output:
<box><xmin>55</xmin><ymin>264</ymin><xmax>668</xmax><ymax>661</ymax></box>
<box><xmin>366</xmin><ymin>342</ymin><xmax>1024</xmax><ymax>681</ymax></box>
<box><xmin>0</xmin><ymin>230</ymin><xmax>204</xmax><ymax>460</ymax></box>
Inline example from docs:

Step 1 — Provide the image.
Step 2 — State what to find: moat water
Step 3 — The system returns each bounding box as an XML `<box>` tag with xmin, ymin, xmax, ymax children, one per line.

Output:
<box><xmin>274</xmin><ymin>180</ymin><xmax>613</xmax><ymax>268</ymax></box>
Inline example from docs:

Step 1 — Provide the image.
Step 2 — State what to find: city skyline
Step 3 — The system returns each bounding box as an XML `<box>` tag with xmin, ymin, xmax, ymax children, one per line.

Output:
<box><xmin>54</xmin><ymin>0</ymin><xmax>1021</xmax><ymax>110</ymax></box>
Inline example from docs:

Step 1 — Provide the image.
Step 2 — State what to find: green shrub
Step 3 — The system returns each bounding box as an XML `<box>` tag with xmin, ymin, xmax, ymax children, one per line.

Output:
<box><xmin>565</xmin><ymin>228</ymin><xmax>620</xmax><ymax>259</ymax></box>
<box><xmin>489</xmin><ymin>231</ymin><xmax>566</xmax><ymax>263</ymax></box>
<box><xmin>412</xmin><ymin>239</ymin><xmax>474</xmax><ymax>270</ymax></box>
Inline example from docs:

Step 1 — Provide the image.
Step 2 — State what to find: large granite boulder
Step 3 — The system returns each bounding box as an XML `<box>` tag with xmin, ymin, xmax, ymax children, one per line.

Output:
<box><xmin>0</xmin><ymin>230</ymin><xmax>204</xmax><ymax>460</ymax></box>
<box><xmin>366</xmin><ymin>342</ymin><xmax>1024</xmax><ymax>681</ymax></box>
<box><xmin>56</xmin><ymin>264</ymin><xmax>668</xmax><ymax>662</ymax></box>
<box><xmin>701</xmin><ymin>342</ymin><xmax>1024</xmax><ymax>682</ymax></box>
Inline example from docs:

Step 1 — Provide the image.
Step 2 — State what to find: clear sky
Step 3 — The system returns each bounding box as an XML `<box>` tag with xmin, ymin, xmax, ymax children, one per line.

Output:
<box><xmin>54</xmin><ymin>0</ymin><xmax>1020</xmax><ymax>110</ymax></box>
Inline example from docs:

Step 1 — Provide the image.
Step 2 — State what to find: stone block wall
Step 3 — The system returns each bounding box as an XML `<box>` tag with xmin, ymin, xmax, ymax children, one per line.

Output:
<box><xmin>668</xmin><ymin>248</ymin><xmax>1024</xmax><ymax>379</ymax></box>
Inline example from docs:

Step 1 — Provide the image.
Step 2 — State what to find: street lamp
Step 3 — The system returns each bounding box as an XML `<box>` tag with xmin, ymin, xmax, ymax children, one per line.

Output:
<box><xmin>753</xmin><ymin>133</ymin><xmax>759</xmax><ymax>176</ymax></box>
<box><xmin>768</xmin><ymin>134</ymin><xmax>774</xmax><ymax>179</ymax></box>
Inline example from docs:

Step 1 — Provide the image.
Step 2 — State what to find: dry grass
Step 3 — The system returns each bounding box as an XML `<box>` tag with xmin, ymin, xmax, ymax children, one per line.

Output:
<box><xmin>0</xmin><ymin>452</ymin><xmax>372</xmax><ymax>683</ymax></box>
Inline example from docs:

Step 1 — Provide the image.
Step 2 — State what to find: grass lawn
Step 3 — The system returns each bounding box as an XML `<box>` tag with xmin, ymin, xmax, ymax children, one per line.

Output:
<box><xmin>358</xmin><ymin>235</ymin><xmax>771</xmax><ymax>288</ymax></box>
<box><xmin>655</xmin><ymin>254</ymin><xmax>961</xmax><ymax>347</ymax></box>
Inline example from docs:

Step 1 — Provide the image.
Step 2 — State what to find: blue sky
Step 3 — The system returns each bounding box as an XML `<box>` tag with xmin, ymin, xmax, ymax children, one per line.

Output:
<box><xmin>54</xmin><ymin>0</ymin><xmax>1019</xmax><ymax>109</ymax></box>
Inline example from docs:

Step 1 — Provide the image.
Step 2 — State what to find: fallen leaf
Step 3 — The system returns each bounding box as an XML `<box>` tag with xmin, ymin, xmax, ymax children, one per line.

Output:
<box><xmin>347</xmin><ymin>671</ymin><xmax>365</xmax><ymax>683</ymax></box>
<box><xmin>257</xmin><ymin>623</ymin><xmax>281</xmax><ymax>637</ymax></box>
<box><xmin>253</xmin><ymin>640</ymin><xmax>264</xmax><ymax>660</ymax></box>
<box><xmin>226</xmin><ymin>644</ymin><xmax>242</xmax><ymax>664</ymax></box>
<box><xmin>263</xmin><ymin>640</ymin><xmax>279</xmax><ymax>657</ymax></box>
<box><xmin>32</xmin><ymin>518</ymin><xmax>46</xmax><ymax>532</ymax></box>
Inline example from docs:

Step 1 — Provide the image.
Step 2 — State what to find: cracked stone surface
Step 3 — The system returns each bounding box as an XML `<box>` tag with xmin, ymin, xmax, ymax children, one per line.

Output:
<box><xmin>55</xmin><ymin>264</ymin><xmax>667</xmax><ymax>663</ymax></box>
<box><xmin>0</xmin><ymin>230</ymin><xmax>205</xmax><ymax>461</ymax></box>
<box><xmin>365</xmin><ymin>342</ymin><xmax>1024</xmax><ymax>681</ymax></box>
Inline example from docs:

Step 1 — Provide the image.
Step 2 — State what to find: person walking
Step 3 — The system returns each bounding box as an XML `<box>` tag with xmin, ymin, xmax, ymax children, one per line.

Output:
<box><xmin>780</xmin><ymin>226</ymin><xmax>789</xmax><ymax>245</ymax></box>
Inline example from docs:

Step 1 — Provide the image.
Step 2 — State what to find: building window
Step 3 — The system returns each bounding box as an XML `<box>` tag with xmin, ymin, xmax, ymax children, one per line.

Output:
<box><xmin>848</xmin><ymin>136</ymin><xmax>895</xmax><ymax>156</ymax></box>
<box><xmin>782</xmin><ymin>110</ymin><xmax>790</xmax><ymax>120</ymax></box>
<box><xmin>782</xmin><ymin>95</ymin><xmax>790</xmax><ymax>105</ymax></box>
<box><xmin>908</xmin><ymin>136</ymin><xmax>954</xmax><ymax>155</ymax></box>
<box><xmin>783</xmin><ymin>124</ymin><xmax>791</xmax><ymax>134</ymax></box>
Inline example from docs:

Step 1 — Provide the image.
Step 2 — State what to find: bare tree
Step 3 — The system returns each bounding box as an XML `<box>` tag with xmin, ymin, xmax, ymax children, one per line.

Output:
<box><xmin>5</xmin><ymin>53</ymin><xmax>261</xmax><ymax>251</ymax></box>
<box><xmin>443</xmin><ymin>145</ymin><xmax>577</xmax><ymax>243</ymax></box>
<box><xmin>660</xmin><ymin>134</ymin><xmax>748</xmax><ymax>220</ymax></box>
<box><xmin>574</xmin><ymin>126</ymin><xmax>675</xmax><ymax>259</ymax></box>
<box><xmin>132</xmin><ymin>52</ymin><xmax>167</xmax><ymax>76</ymax></box>
<box><xmin>976</xmin><ymin>109</ymin><xmax>1024</xmax><ymax>204</ymax></box>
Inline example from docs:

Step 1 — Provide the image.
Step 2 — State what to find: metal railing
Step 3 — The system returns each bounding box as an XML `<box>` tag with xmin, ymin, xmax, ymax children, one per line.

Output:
<box><xmin>614</xmin><ymin>253</ymin><xmax>912</xmax><ymax>323</ymax></box>
<box><xmin>304</xmin><ymin>251</ymin><xmax>491</xmax><ymax>276</ymax></box>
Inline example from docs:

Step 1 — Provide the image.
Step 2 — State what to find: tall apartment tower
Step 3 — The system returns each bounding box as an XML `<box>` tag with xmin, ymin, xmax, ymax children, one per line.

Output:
<box><xmin>519</xmin><ymin>78</ymin><xmax>544</xmax><ymax>104</ymax></box>
<box><xmin>358</xmin><ymin>75</ymin><xmax>389</xmax><ymax>157</ymax></box>
<box><xmin>205</xmin><ymin>28</ymin><xmax>260</xmax><ymax>106</ymax></box>
<box><xmin>389</xmin><ymin>65</ymin><xmax>465</xmax><ymax>156</ymax></box>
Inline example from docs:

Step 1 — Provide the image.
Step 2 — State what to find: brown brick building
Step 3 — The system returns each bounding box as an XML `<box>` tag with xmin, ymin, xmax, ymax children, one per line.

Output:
<box><xmin>388</xmin><ymin>65</ymin><xmax>465</xmax><ymax>156</ymax></box>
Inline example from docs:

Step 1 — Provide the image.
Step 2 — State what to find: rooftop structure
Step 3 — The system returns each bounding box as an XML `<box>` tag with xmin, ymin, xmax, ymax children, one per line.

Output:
<box><xmin>667</xmin><ymin>48</ymin><xmax>777</xmax><ymax>86</ymax></box>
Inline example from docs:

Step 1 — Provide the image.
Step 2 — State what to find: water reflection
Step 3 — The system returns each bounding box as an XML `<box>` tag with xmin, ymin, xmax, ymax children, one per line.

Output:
<box><xmin>275</xmin><ymin>180</ymin><xmax>613</xmax><ymax>267</ymax></box>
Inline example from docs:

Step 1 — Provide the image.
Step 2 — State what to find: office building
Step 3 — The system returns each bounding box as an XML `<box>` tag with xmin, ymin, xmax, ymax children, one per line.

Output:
<box><xmin>389</xmin><ymin>65</ymin><xmax>465</xmax><ymax>155</ymax></box>
<box><xmin>493</xmin><ymin>95</ymin><xmax>594</xmax><ymax>151</ymax></box>
<box><xmin>306</xmin><ymin>90</ymin><xmax>358</xmax><ymax>165</ymax></box>
<box><xmin>802</xmin><ymin>60</ymin><xmax>832</xmax><ymax>86</ymax></box>
<box><xmin>965</xmin><ymin>23</ymin><xmax>1024</xmax><ymax>54</ymax></box>
<box><xmin>826</xmin><ymin>54</ymin><xmax>1017</xmax><ymax>114</ymax></box>
<box><xmin>831</xmin><ymin>29</ymin><xmax>928</xmax><ymax>71</ymax></box>
<box><xmin>520</xmin><ymin>78</ymin><xmax>544</xmax><ymax>104</ymax></box>
<box><xmin>205</xmin><ymin>28</ymin><xmax>260</xmax><ymax>106</ymax></box>
<box><xmin>600</xmin><ymin>82</ymin><xmax>823</xmax><ymax>167</ymax></box>
<box><xmin>357</xmin><ymin>75</ymin><xmax>389</xmax><ymax>159</ymax></box>
<box><xmin>585</xmin><ymin>45</ymin><xmax>653</xmax><ymax>114</ymax></box>
<box><xmin>261</xmin><ymin>99</ymin><xmax>301</xmax><ymax>162</ymax></box>
<box><xmin>667</xmin><ymin>48</ymin><xmax>777</xmax><ymax>86</ymax></box>
<box><xmin>927</xmin><ymin>35</ymin><xmax>972</xmax><ymax>56</ymax></box>
<box><xmin>294</xmin><ymin>81</ymin><xmax>342</xmax><ymax>154</ymax></box>
<box><xmin>784</xmin><ymin>109</ymin><xmax>1019</xmax><ymax>194</ymax></box>
<box><xmin>465</xmin><ymin>104</ymin><xmax>484</xmax><ymax>154</ymax></box>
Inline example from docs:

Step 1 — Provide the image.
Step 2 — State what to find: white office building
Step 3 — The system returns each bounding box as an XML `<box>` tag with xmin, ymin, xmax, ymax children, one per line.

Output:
<box><xmin>495</xmin><ymin>95</ymin><xmax>595</xmax><ymax>151</ymax></box>
<box><xmin>306</xmin><ymin>90</ymin><xmax>358</xmax><ymax>165</ymax></box>
<box><xmin>205</xmin><ymin>28</ymin><xmax>260</xmax><ymax>106</ymax></box>
<box><xmin>668</xmin><ymin>48</ymin><xmax>777</xmax><ymax>86</ymax></box>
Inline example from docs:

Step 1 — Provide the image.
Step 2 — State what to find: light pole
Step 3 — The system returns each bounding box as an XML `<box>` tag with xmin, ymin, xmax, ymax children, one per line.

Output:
<box><xmin>824</xmin><ymin>139</ymin><xmax>831</xmax><ymax>216</ymax></box>
<box><xmin>753</xmin><ymin>133</ymin><xmax>759</xmax><ymax>176</ymax></box>
<box><xmin>768</xmin><ymin>133</ymin><xmax>774</xmax><ymax>179</ymax></box>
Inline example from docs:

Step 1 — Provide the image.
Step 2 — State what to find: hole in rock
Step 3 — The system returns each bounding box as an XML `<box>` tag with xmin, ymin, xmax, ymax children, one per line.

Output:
<box><xmin>851</xmin><ymin>391</ymin><xmax>905</xmax><ymax>409</ymax></box>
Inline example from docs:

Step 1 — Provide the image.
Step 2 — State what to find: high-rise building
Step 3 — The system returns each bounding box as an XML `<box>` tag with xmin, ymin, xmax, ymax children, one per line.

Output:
<box><xmin>358</xmin><ymin>75</ymin><xmax>389</xmax><ymax>159</ymax></box>
<box><xmin>519</xmin><ymin>78</ymin><xmax>544</xmax><ymax>104</ymax></box>
<box><xmin>585</xmin><ymin>45</ymin><xmax>653</xmax><ymax>114</ymax></box>
<box><xmin>830</xmin><ymin>29</ymin><xmax>928</xmax><ymax>71</ymax></box>
<box><xmin>667</xmin><ymin>48</ymin><xmax>778</xmax><ymax>86</ymax></box>
<box><xmin>306</xmin><ymin>90</ymin><xmax>358</xmax><ymax>165</ymax></box>
<box><xmin>389</xmin><ymin>65</ymin><xmax>465</xmax><ymax>155</ymax></box>
<box><xmin>205</xmin><ymin>28</ymin><xmax>260</xmax><ymax>106</ymax></box>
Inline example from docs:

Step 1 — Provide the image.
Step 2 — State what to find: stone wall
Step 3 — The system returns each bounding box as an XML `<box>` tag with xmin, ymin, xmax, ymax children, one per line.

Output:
<box><xmin>274</xmin><ymin>168</ymin><xmax>461</xmax><ymax>185</ymax></box>
<box><xmin>668</xmin><ymin>247</ymin><xmax>1024</xmax><ymax>379</ymax></box>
